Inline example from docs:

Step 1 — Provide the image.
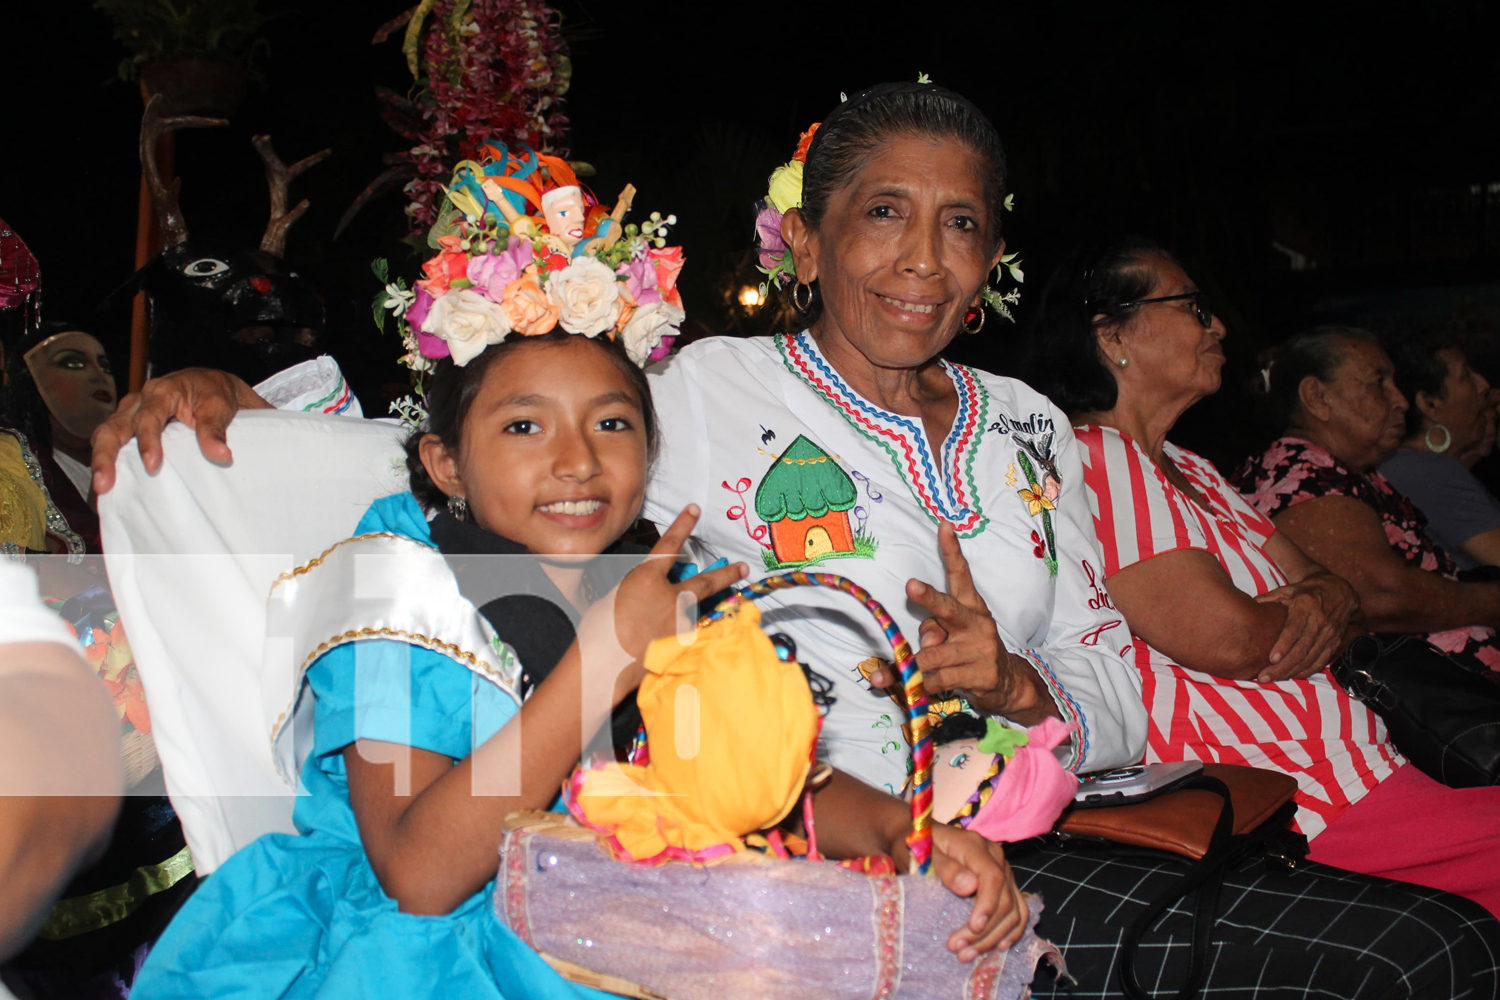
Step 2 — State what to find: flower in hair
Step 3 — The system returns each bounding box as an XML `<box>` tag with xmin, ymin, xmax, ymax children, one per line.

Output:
<box><xmin>548</xmin><ymin>257</ymin><xmax>623</xmax><ymax>335</ymax></box>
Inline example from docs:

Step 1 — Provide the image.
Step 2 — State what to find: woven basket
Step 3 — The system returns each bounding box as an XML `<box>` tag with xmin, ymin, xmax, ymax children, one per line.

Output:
<box><xmin>494</xmin><ymin>572</ymin><xmax>1060</xmax><ymax>999</ymax></box>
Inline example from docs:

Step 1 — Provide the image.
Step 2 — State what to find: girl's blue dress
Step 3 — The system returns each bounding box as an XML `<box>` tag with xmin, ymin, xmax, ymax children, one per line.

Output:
<box><xmin>132</xmin><ymin>494</ymin><xmax>606</xmax><ymax>999</ymax></box>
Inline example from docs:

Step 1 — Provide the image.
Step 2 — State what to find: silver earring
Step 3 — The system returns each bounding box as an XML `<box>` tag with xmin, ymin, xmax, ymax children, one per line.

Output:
<box><xmin>792</xmin><ymin>281</ymin><xmax>814</xmax><ymax>312</ymax></box>
<box><xmin>1426</xmin><ymin>424</ymin><xmax>1452</xmax><ymax>453</ymax></box>
<box><xmin>1116</xmin><ymin>357</ymin><xmax>1129</xmax><ymax>369</ymax></box>
<box><xmin>448</xmin><ymin>495</ymin><xmax>469</xmax><ymax>521</ymax></box>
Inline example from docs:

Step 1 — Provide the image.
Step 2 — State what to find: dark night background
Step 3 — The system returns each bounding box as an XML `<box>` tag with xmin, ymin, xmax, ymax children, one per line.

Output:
<box><xmin>6</xmin><ymin>0</ymin><xmax>1500</xmax><ymax>473</ymax></box>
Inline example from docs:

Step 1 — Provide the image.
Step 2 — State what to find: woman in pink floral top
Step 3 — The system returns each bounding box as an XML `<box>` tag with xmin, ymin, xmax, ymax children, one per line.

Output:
<box><xmin>1234</xmin><ymin>327</ymin><xmax>1500</xmax><ymax>676</ymax></box>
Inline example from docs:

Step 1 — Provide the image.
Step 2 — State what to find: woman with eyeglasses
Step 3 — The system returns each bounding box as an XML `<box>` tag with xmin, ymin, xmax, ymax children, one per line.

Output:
<box><xmin>1022</xmin><ymin>236</ymin><xmax>1500</xmax><ymax>918</ymax></box>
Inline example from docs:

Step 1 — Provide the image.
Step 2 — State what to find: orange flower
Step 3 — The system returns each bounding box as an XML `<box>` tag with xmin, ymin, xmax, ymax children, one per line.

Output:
<box><xmin>792</xmin><ymin>123</ymin><xmax>821</xmax><ymax>163</ymax></box>
<box><xmin>501</xmin><ymin>271</ymin><xmax>560</xmax><ymax>335</ymax></box>
<box><xmin>104</xmin><ymin>668</ymin><xmax>151</xmax><ymax>734</ymax></box>
<box><xmin>418</xmin><ymin>248</ymin><xmax>471</xmax><ymax>293</ymax></box>
<box><xmin>649</xmin><ymin>246</ymin><xmax>685</xmax><ymax>308</ymax></box>
<box><xmin>613</xmin><ymin>282</ymin><xmax>637</xmax><ymax>335</ymax></box>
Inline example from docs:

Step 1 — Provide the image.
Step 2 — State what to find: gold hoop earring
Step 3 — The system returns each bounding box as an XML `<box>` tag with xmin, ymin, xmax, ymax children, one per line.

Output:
<box><xmin>792</xmin><ymin>281</ymin><xmax>814</xmax><ymax>312</ymax></box>
<box><xmin>963</xmin><ymin>307</ymin><xmax>986</xmax><ymax>335</ymax></box>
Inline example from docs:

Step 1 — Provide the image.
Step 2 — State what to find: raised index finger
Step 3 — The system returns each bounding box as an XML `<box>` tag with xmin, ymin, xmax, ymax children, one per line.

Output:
<box><xmin>649</xmin><ymin>505</ymin><xmax>701</xmax><ymax>561</ymax></box>
<box><xmin>937</xmin><ymin>523</ymin><xmax>985</xmax><ymax>610</ymax></box>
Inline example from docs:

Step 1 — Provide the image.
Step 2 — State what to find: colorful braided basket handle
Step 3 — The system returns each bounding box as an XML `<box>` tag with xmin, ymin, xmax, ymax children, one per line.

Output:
<box><xmin>700</xmin><ymin>571</ymin><xmax>934</xmax><ymax>876</ymax></box>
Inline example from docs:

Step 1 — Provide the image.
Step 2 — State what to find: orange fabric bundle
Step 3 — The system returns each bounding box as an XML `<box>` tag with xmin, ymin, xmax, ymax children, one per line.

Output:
<box><xmin>569</xmin><ymin>604</ymin><xmax>819</xmax><ymax>862</ymax></box>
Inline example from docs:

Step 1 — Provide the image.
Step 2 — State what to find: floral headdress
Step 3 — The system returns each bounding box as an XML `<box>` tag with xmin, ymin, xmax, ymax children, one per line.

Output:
<box><xmin>376</xmin><ymin>141</ymin><xmax>684</xmax><ymax>422</ymax></box>
<box><xmin>752</xmin><ymin>75</ymin><xmax>1024</xmax><ymax>322</ymax></box>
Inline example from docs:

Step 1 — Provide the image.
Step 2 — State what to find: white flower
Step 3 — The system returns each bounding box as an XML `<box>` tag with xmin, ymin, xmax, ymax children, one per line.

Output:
<box><xmin>620</xmin><ymin>300</ymin><xmax>685</xmax><ymax>366</ymax></box>
<box><xmin>421</xmin><ymin>288</ymin><xmax>512</xmax><ymax>366</ymax></box>
<box><xmin>545</xmin><ymin>257</ymin><xmax>623</xmax><ymax>335</ymax></box>
<box><xmin>384</xmin><ymin>284</ymin><xmax>416</xmax><ymax>317</ymax></box>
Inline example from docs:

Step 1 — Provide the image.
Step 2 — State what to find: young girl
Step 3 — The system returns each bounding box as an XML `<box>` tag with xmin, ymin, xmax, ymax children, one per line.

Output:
<box><xmin>130</xmin><ymin>330</ymin><xmax>1027</xmax><ymax>999</ymax></box>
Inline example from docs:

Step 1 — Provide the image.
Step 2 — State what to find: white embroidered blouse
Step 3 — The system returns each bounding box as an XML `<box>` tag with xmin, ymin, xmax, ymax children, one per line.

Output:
<box><xmin>645</xmin><ymin>332</ymin><xmax>1146</xmax><ymax>794</ymax></box>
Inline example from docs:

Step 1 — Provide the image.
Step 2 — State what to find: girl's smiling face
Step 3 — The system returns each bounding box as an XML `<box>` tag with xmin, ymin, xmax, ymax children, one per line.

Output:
<box><xmin>420</xmin><ymin>337</ymin><xmax>649</xmax><ymax>557</ymax></box>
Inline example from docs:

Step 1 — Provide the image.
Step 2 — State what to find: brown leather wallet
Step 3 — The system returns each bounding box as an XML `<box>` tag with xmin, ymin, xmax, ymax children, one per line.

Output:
<box><xmin>1057</xmin><ymin>763</ymin><xmax>1298</xmax><ymax>860</ymax></box>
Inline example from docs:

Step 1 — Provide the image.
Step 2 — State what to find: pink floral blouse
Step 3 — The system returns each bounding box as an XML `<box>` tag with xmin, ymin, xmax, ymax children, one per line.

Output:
<box><xmin>1233</xmin><ymin>436</ymin><xmax>1500</xmax><ymax>674</ymax></box>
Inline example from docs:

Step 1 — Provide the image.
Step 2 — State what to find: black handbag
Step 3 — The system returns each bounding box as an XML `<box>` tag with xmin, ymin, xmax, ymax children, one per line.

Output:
<box><xmin>1042</xmin><ymin>767</ymin><xmax>1307</xmax><ymax>1000</ymax></box>
<box><xmin>1333</xmin><ymin>634</ymin><xmax>1500</xmax><ymax>788</ymax></box>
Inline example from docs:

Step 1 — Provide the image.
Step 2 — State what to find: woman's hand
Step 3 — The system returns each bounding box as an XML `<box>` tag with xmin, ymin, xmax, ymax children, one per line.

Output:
<box><xmin>90</xmin><ymin>368</ymin><xmax>271</xmax><ymax>495</ymax></box>
<box><xmin>1252</xmin><ymin>570</ymin><xmax>1359</xmax><ymax>682</ymax></box>
<box><xmin>870</xmin><ymin>523</ymin><xmax>1056</xmax><ymax>721</ymax></box>
<box><xmin>602</xmin><ymin>505</ymin><xmax>746</xmax><ymax>676</ymax></box>
<box><xmin>890</xmin><ymin>822</ymin><xmax>1029</xmax><ymax>960</ymax></box>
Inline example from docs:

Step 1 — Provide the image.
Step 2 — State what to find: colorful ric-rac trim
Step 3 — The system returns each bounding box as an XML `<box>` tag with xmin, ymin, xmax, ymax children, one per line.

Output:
<box><xmin>779</xmin><ymin>332</ymin><xmax>989</xmax><ymax>537</ymax></box>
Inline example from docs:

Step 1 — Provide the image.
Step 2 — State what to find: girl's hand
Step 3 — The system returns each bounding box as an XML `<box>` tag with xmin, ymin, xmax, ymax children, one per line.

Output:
<box><xmin>891</xmin><ymin>822</ymin><xmax>1029</xmax><ymax>960</ymax></box>
<box><xmin>606</xmin><ymin>505</ymin><xmax>747</xmax><ymax>669</ymax></box>
<box><xmin>1253</xmin><ymin>570</ymin><xmax>1358</xmax><ymax>682</ymax></box>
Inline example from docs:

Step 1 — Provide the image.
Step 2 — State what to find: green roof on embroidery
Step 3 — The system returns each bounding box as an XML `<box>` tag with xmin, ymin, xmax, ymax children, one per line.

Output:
<box><xmin>754</xmin><ymin>435</ymin><xmax>857</xmax><ymax>521</ymax></box>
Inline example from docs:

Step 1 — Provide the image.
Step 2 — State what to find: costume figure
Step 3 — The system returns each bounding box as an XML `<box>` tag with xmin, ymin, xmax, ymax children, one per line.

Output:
<box><xmin>122</xmin><ymin>96</ymin><xmax>333</xmax><ymax>386</ymax></box>
<box><xmin>2</xmin><ymin>322</ymin><xmax>118</xmax><ymax>552</ymax></box>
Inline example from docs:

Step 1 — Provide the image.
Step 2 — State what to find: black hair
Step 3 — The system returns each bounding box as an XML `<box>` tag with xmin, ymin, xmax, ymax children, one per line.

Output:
<box><xmin>2</xmin><ymin>320</ymin><xmax>106</xmax><ymax>452</ymax></box>
<box><xmin>1258</xmin><ymin>325</ymin><xmax>1382</xmax><ymax>430</ymax></box>
<box><xmin>1382</xmin><ymin>329</ymin><xmax>1459</xmax><ymax>435</ymax></box>
<box><xmin>931</xmin><ymin>711</ymin><xmax>987</xmax><ymax>747</ymax></box>
<box><xmin>404</xmin><ymin>331</ymin><xmax>658</xmax><ymax>513</ymax></box>
<box><xmin>1018</xmin><ymin>235</ymin><xmax>1175</xmax><ymax>416</ymax></box>
<box><xmin>793</xmin><ymin>82</ymin><xmax>1008</xmax><ymax>323</ymax></box>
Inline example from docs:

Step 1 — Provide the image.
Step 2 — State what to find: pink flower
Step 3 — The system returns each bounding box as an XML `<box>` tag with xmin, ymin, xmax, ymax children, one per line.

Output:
<box><xmin>406</xmin><ymin>287</ymin><xmax>435</xmax><ymax>331</ymax></box>
<box><xmin>1427</xmin><ymin>626</ymin><xmax>1486</xmax><ymax>654</ymax></box>
<box><xmin>416</xmin><ymin>327</ymin><xmax>450</xmax><ymax>359</ymax></box>
<box><xmin>467</xmin><ymin>237</ymin><xmax>535</xmax><ymax>302</ymax></box>
<box><xmin>647</xmin><ymin>334</ymin><xmax>677</xmax><ymax>363</ymax></box>
<box><xmin>617</xmin><ymin>255</ymin><xmax>661</xmax><ymax>307</ymax></box>
<box><xmin>754</xmin><ymin>204</ymin><xmax>786</xmax><ymax>271</ymax></box>
<box><xmin>1474</xmin><ymin>641</ymin><xmax>1500</xmax><ymax>672</ymax></box>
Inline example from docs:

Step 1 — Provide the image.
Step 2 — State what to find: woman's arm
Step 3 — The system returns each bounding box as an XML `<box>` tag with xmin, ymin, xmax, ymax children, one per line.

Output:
<box><xmin>1105</xmin><ymin>548</ymin><xmax>1323</xmax><ymax>681</ymax></box>
<box><xmin>1273</xmin><ymin>495</ymin><xmax>1500</xmax><ymax>632</ymax></box>
<box><xmin>1459</xmin><ymin>527</ymin><xmax>1500</xmax><ymax>568</ymax></box>
<box><xmin>810</xmin><ymin>769</ymin><xmax>1028</xmax><ymax>961</ymax></box>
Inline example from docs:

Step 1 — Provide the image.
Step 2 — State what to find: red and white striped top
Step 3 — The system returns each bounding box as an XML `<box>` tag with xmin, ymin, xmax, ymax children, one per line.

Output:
<box><xmin>1076</xmin><ymin>425</ymin><xmax>1403</xmax><ymax>838</ymax></box>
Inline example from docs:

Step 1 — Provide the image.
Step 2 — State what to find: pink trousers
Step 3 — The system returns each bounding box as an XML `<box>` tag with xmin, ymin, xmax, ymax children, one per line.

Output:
<box><xmin>1307</xmin><ymin>763</ymin><xmax>1500</xmax><ymax>917</ymax></box>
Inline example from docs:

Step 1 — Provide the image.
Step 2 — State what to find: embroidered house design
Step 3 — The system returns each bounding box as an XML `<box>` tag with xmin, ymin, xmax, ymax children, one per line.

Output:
<box><xmin>754</xmin><ymin>435</ymin><xmax>874</xmax><ymax>569</ymax></box>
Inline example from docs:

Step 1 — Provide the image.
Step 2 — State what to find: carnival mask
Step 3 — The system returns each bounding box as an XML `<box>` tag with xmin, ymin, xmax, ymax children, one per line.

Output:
<box><xmin>23</xmin><ymin>331</ymin><xmax>117</xmax><ymax>441</ymax></box>
<box><xmin>127</xmin><ymin>97</ymin><xmax>332</xmax><ymax>385</ymax></box>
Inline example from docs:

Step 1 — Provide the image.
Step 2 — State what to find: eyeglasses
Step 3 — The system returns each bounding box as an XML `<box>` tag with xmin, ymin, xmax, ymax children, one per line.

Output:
<box><xmin>1116</xmin><ymin>292</ymin><xmax>1215</xmax><ymax>329</ymax></box>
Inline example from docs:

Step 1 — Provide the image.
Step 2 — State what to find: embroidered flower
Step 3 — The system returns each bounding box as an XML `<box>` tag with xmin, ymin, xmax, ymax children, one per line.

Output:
<box><xmin>1018</xmin><ymin>482</ymin><xmax>1055</xmax><ymax>516</ymax></box>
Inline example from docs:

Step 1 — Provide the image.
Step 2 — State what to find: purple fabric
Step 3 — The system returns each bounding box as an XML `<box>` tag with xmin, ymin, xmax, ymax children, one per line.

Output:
<box><xmin>497</xmin><ymin>824</ymin><xmax>1059</xmax><ymax>999</ymax></box>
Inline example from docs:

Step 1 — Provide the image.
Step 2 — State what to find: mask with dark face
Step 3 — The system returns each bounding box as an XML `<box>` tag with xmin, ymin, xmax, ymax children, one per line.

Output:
<box><xmin>144</xmin><ymin>241</ymin><xmax>325</xmax><ymax>384</ymax></box>
<box><xmin>130</xmin><ymin>97</ymin><xmax>332</xmax><ymax>385</ymax></box>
